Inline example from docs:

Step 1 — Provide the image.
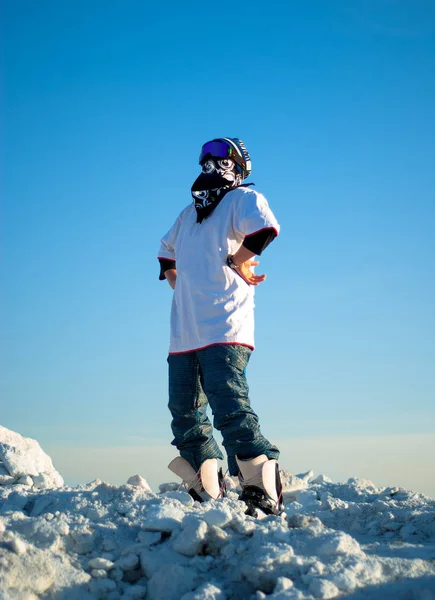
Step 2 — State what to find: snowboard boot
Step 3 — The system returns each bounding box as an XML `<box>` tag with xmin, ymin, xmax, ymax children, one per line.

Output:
<box><xmin>168</xmin><ymin>457</ymin><xmax>226</xmax><ymax>502</ymax></box>
<box><xmin>237</xmin><ymin>454</ymin><xmax>284</xmax><ymax>517</ymax></box>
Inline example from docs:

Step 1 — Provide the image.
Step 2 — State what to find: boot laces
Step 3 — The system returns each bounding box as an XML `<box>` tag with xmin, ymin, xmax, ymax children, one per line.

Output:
<box><xmin>177</xmin><ymin>468</ymin><xmax>202</xmax><ymax>494</ymax></box>
<box><xmin>179</xmin><ymin>466</ymin><xmax>225</xmax><ymax>499</ymax></box>
<box><xmin>219</xmin><ymin>469</ymin><xmax>229</xmax><ymax>498</ymax></box>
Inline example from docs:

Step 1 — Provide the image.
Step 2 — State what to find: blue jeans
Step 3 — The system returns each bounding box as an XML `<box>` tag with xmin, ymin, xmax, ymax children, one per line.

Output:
<box><xmin>168</xmin><ymin>344</ymin><xmax>279</xmax><ymax>476</ymax></box>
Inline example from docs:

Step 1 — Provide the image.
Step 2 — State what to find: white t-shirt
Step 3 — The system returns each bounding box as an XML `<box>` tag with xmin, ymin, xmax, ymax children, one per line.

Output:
<box><xmin>158</xmin><ymin>187</ymin><xmax>280</xmax><ymax>354</ymax></box>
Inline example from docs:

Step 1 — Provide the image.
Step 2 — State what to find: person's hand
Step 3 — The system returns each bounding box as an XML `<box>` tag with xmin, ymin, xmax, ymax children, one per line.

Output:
<box><xmin>235</xmin><ymin>260</ymin><xmax>266</xmax><ymax>286</ymax></box>
<box><xmin>165</xmin><ymin>269</ymin><xmax>177</xmax><ymax>290</ymax></box>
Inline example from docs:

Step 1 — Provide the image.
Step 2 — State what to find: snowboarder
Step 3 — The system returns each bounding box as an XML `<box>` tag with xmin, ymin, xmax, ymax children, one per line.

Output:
<box><xmin>158</xmin><ymin>137</ymin><xmax>283</xmax><ymax>515</ymax></box>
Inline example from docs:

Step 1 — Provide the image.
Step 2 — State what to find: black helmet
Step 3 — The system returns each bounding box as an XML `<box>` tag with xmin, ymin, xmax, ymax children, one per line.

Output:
<box><xmin>199</xmin><ymin>137</ymin><xmax>252</xmax><ymax>179</ymax></box>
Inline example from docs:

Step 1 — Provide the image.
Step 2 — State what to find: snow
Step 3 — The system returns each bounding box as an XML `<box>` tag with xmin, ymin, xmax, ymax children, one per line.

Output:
<box><xmin>0</xmin><ymin>426</ymin><xmax>434</xmax><ymax>599</ymax></box>
<box><xmin>0</xmin><ymin>426</ymin><xmax>64</xmax><ymax>490</ymax></box>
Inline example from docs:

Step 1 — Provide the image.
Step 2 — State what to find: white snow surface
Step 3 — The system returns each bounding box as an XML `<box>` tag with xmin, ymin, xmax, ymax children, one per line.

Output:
<box><xmin>0</xmin><ymin>426</ymin><xmax>63</xmax><ymax>489</ymax></box>
<box><xmin>0</xmin><ymin>430</ymin><xmax>434</xmax><ymax>599</ymax></box>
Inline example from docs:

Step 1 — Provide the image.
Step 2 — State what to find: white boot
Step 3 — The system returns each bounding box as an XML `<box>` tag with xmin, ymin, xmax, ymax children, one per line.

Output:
<box><xmin>236</xmin><ymin>454</ymin><xmax>284</xmax><ymax>516</ymax></box>
<box><xmin>168</xmin><ymin>457</ymin><xmax>224</xmax><ymax>501</ymax></box>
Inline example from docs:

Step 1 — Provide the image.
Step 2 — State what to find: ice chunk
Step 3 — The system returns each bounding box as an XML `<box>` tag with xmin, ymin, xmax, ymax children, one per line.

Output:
<box><xmin>143</xmin><ymin>502</ymin><xmax>184</xmax><ymax>531</ymax></box>
<box><xmin>89</xmin><ymin>578</ymin><xmax>117</xmax><ymax>598</ymax></box>
<box><xmin>91</xmin><ymin>569</ymin><xmax>108</xmax><ymax>578</ymax></box>
<box><xmin>310</xmin><ymin>474</ymin><xmax>333</xmax><ymax>484</ymax></box>
<box><xmin>17</xmin><ymin>476</ymin><xmax>33</xmax><ymax>487</ymax></box>
<box><xmin>309</xmin><ymin>579</ymin><xmax>340</xmax><ymax>599</ymax></box>
<box><xmin>317</xmin><ymin>532</ymin><xmax>362</xmax><ymax>556</ymax></box>
<box><xmin>172</xmin><ymin>517</ymin><xmax>207</xmax><ymax>556</ymax></box>
<box><xmin>0</xmin><ymin>426</ymin><xmax>63</xmax><ymax>488</ymax></box>
<box><xmin>201</xmin><ymin>506</ymin><xmax>232</xmax><ymax>528</ymax></box>
<box><xmin>10</xmin><ymin>537</ymin><xmax>27</xmax><ymax>555</ymax></box>
<box><xmin>116</xmin><ymin>553</ymin><xmax>140</xmax><ymax>572</ymax></box>
<box><xmin>126</xmin><ymin>475</ymin><xmax>152</xmax><ymax>492</ymax></box>
<box><xmin>159</xmin><ymin>482</ymin><xmax>179</xmax><ymax>493</ymax></box>
<box><xmin>0</xmin><ymin>475</ymin><xmax>16</xmax><ymax>486</ymax></box>
<box><xmin>162</xmin><ymin>490</ymin><xmax>195</xmax><ymax>506</ymax></box>
<box><xmin>88</xmin><ymin>557</ymin><xmax>115</xmax><ymax>571</ymax></box>
<box><xmin>180</xmin><ymin>582</ymin><xmax>226</xmax><ymax>600</ymax></box>
<box><xmin>274</xmin><ymin>576</ymin><xmax>294</xmax><ymax>592</ymax></box>
<box><xmin>147</xmin><ymin>565</ymin><xmax>199</xmax><ymax>600</ymax></box>
<box><xmin>0</xmin><ymin>462</ymin><xmax>10</xmax><ymax>476</ymax></box>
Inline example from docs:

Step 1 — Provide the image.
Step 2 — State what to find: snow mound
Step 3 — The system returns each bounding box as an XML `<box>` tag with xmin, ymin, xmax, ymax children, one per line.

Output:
<box><xmin>0</xmin><ymin>469</ymin><xmax>434</xmax><ymax>599</ymax></box>
<box><xmin>0</xmin><ymin>426</ymin><xmax>64</xmax><ymax>490</ymax></box>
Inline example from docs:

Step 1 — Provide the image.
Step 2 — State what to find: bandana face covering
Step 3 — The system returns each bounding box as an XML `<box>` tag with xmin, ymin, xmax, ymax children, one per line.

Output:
<box><xmin>191</xmin><ymin>158</ymin><xmax>243</xmax><ymax>223</ymax></box>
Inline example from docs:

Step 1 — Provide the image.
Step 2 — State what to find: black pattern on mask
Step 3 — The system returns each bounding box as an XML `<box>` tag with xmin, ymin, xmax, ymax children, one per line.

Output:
<box><xmin>191</xmin><ymin>174</ymin><xmax>233</xmax><ymax>223</ymax></box>
<box><xmin>191</xmin><ymin>159</ymin><xmax>243</xmax><ymax>223</ymax></box>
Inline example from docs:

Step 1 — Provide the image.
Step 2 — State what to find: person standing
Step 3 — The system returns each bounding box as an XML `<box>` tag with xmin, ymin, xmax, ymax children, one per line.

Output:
<box><xmin>158</xmin><ymin>138</ymin><xmax>283</xmax><ymax>515</ymax></box>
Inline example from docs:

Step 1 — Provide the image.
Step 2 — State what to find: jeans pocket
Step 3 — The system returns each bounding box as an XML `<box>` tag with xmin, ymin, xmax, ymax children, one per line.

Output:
<box><xmin>219</xmin><ymin>344</ymin><xmax>251</xmax><ymax>373</ymax></box>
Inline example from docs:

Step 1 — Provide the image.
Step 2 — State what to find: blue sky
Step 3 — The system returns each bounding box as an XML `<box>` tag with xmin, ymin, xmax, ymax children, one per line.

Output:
<box><xmin>2</xmin><ymin>1</ymin><xmax>434</xmax><ymax>494</ymax></box>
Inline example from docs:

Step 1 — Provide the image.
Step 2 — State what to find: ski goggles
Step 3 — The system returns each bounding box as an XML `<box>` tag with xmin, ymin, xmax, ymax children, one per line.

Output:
<box><xmin>199</xmin><ymin>140</ymin><xmax>245</xmax><ymax>168</ymax></box>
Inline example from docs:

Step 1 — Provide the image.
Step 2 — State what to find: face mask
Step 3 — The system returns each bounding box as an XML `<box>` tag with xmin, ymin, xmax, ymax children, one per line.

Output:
<box><xmin>191</xmin><ymin>158</ymin><xmax>243</xmax><ymax>223</ymax></box>
<box><xmin>201</xmin><ymin>158</ymin><xmax>242</xmax><ymax>182</ymax></box>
